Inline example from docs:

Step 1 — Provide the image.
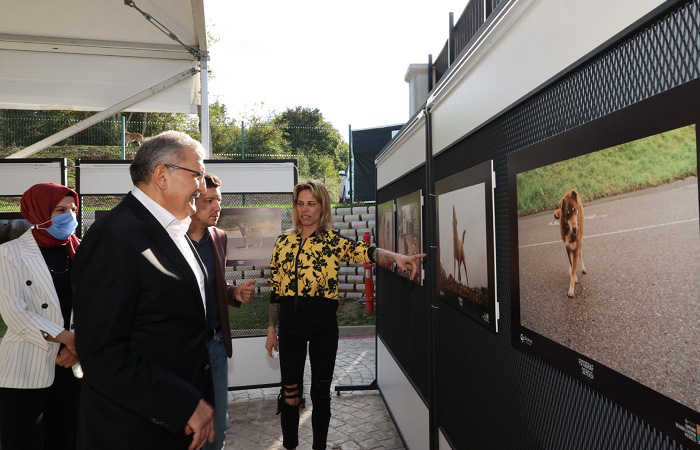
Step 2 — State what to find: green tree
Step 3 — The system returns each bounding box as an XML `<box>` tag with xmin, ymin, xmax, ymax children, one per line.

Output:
<box><xmin>273</xmin><ymin>107</ymin><xmax>347</xmax><ymax>178</ymax></box>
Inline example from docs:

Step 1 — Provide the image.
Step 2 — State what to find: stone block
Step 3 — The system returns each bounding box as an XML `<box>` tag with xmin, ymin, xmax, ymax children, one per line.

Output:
<box><xmin>339</xmin><ymin>283</ymin><xmax>355</xmax><ymax>292</ymax></box>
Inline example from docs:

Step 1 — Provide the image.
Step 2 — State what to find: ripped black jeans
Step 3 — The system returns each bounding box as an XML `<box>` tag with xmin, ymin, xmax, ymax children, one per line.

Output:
<box><xmin>277</xmin><ymin>297</ymin><xmax>339</xmax><ymax>450</ymax></box>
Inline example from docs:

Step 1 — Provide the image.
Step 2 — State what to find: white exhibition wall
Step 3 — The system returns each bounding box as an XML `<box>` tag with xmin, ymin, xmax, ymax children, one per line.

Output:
<box><xmin>377</xmin><ymin>338</ymin><xmax>430</xmax><ymax>450</ymax></box>
<box><xmin>376</xmin><ymin>113</ymin><xmax>427</xmax><ymax>190</ymax></box>
<box><xmin>228</xmin><ymin>336</ymin><xmax>280</xmax><ymax>388</ymax></box>
<box><xmin>428</xmin><ymin>0</ymin><xmax>668</xmax><ymax>155</ymax></box>
<box><xmin>0</xmin><ymin>160</ymin><xmax>65</xmax><ymax>196</ymax></box>
<box><xmin>77</xmin><ymin>161</ymin><xmax>297</xmax><ymax>195</ymax></box>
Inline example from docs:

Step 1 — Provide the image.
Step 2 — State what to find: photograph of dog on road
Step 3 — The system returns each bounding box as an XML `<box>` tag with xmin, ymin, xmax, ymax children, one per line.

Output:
<box><xmin>514</xmin><ymin>124</ymin><xmax>699</xmax><ymax>414</ymax></box>
<box><xmin>553</xmin><ymin>189</ymin><xmax>587</xmax><ymax>297</ymax></box>
<box><xmin>377</xmin><ymin>200</ymin><xmax>395</xmax><ymax>271</ymax></box>
<box><xmin>396</xmin><ymin>190</ymin><xmax>422</xmax><ymax>284</ymax></box>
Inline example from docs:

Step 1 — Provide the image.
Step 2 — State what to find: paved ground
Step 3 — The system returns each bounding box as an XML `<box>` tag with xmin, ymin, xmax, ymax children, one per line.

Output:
<box><xmin>518</xmin><ymin>177</ymin><xmax>700</xmax><ymax>412</ymax></box>
<box><xmin>225</xmin><ymin>334</ymin><xmax>405</xmax><ymax>450</ymax></box>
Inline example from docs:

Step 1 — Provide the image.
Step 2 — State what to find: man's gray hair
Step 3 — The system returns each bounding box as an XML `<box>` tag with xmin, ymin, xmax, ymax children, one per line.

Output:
<box><xmin>129</xmin><ymin>131</ymin><xmax>206</xmax><ymax>185</ymax></box>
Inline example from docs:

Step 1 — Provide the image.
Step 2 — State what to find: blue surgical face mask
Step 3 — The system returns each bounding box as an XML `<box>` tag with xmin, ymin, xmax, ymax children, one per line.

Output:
<box><xmin>36</xmin><ymin>211</ymin><xmax>78</xmax><ymax>240</ymax></box>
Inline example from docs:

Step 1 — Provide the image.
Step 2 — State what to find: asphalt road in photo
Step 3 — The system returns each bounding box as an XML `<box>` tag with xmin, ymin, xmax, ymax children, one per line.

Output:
<box><xmin>518</xmin><ymin>177</ymin><xmax>699</xmax><ymax>412</ymax></box>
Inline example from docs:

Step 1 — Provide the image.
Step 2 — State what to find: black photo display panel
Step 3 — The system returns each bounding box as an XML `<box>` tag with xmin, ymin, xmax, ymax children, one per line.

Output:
<box><xmin>508</xmin><ymin>78</ymin><xmax>700</xmax><ymax>447</ymax></box>
<box><xmin>436</xmin><ymin>160</ymin><xmax>498</xmax><ymax>332</ymax></box>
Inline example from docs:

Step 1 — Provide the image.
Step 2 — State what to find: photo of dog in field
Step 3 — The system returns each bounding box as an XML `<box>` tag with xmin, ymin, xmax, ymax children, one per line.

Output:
<box><xmin>377</xmin><ymin>200</ymin><xmax>395</xmax><ymax>271</ymax></box>
<box><xmin>396</xmin><ymin>190</ymin><xmax>422</xmax><ymax>284</ymax></box>
<box><xmin>515</xmin><ymin>124</ymin><xmax>699</xmax><ymax>413</ymax></box>
<box><xmin>553</xmin><ymin>189</ymin><xmax>587</xmax><ymax>297</ymax></box>
<box><xmin>217</xmin><ymin>208</ymin><xmax>281</xmax><ymax>267</ymax></box>
<box><xmin>436</xmin><ymin>182</ymin><xmax>489</xmax><ymax>307</ymax></box>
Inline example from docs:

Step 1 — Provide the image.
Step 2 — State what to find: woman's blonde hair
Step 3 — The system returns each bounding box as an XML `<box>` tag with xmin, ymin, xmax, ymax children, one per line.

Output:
<box><xmin>291</xmin><ymin>180</ymin><xmax>334</xmax><ymax>234</ymax></box>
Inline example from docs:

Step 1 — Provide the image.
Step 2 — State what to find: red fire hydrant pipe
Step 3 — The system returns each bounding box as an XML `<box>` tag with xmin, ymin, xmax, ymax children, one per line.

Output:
<box><xmin>363</xmin><ymin>231</ymin><xmax>375</xmax><ymax>315</ymax></box>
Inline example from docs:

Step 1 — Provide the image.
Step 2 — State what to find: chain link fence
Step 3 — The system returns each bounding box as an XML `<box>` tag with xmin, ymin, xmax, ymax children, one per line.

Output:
<box><xmin>0</xmin><ymin>111</ymin><xmax>348</xmax><ymax>202</ymax></box>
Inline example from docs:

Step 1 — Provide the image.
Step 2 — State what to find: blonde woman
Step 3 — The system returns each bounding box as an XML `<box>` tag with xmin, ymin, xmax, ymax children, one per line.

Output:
<box><xmin>265</xmin><ymin>180</ymin><xmax>424</xmax><ymax>450</ymax></box>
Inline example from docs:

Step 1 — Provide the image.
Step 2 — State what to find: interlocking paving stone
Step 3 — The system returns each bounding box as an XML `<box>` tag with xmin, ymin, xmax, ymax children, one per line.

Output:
<box><xmin>225</xmin><ymin>334</ymin><xmax>405</xmax><ymax>449</ymax></box>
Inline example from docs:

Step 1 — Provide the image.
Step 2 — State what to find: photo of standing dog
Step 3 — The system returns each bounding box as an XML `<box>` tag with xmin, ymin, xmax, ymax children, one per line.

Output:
<box><xmin>452</xmin><ymin>206</ymin><xmax>469</xmax><ymax>287</ymax></box>
<box><xmin>553</xmin><ymin>189</ymin><xmax>587</xmax><ymax>297</ymax></box>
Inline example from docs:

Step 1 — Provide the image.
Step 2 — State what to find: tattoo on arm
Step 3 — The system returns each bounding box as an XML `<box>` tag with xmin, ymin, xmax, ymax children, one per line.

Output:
<box><xmin>373</xmin><ymin>248</ymin><xmax>396</xmax><ymax>265</ymax></box>
<box><xmin>268</xmin><ymin>303</ymin><xmax>280</xmax><ymax>327</ymax></box>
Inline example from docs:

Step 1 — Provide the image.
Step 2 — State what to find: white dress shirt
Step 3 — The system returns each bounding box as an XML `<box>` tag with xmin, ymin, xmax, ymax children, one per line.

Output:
<box><xmin>131</xmin><ymin>187</ymin><xmax>206</xmax><ymax>312</ymax></box>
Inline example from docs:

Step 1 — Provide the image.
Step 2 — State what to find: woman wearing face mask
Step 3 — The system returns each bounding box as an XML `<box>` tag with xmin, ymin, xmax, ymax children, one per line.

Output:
<box><xmin>0</xmin><ymin>182</ymin><xmax>82</xmax><ymax>450</ymax></box>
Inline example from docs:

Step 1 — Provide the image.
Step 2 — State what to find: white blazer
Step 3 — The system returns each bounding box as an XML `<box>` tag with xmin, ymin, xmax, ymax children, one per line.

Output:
<box><xmin>0</xmin><ymin>229</ymin><xmax>81</xmax><ymax>388</ymax></box>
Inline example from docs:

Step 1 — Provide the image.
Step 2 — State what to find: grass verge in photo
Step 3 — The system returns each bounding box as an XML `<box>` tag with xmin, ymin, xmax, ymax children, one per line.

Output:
<box><xmin>517</xmin><ymin>125</ymin><xmax>697</xmax><ymax>216</ymax></box>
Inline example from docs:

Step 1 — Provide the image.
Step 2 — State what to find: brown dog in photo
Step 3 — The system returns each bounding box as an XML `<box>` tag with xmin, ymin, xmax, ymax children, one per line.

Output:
<box><xmin>553</xmin><ymin>189</ymin><xmax>587</xmax><ymax>297</ymax></box>
<box><xmin>452</xmin><ymin>206</ymin><xmax>469</xmax><ymax>286</ymax></box>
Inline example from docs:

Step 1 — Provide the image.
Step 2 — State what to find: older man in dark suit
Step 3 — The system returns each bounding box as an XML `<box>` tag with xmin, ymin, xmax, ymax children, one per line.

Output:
<box><xmin>187</xmin><ymin>173</ymin><xmax>255</xmax><ymax>450</ymax></box>
<box><xmin>73</xmin><ymin>131</ymin><xmax>215</xmax><ymax>450</ymax></box>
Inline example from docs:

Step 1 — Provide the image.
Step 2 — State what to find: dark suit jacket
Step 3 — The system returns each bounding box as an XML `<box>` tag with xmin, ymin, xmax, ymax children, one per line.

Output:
<box><xmin>208</xmin><ymin>226</ymin><xmax>241</xmax><ymax>358</ymax></box>
<box><xmin>72</xmin><ymin>193</ymin><xmax>212</xmax><ymax>450</ymax></box>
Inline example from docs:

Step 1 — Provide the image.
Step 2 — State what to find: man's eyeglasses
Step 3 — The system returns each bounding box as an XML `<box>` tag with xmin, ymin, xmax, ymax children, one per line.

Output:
<box><xmin>164</xmin><ymin>164</ymin><xmax>206</xmax><ymax>184</ymax></box>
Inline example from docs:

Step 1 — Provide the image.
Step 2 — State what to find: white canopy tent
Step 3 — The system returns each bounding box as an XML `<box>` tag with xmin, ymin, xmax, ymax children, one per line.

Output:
<box><xmin>0</xmin><ymin>0</ymin><xmax>210</xmax><ymax>157</ymax></box>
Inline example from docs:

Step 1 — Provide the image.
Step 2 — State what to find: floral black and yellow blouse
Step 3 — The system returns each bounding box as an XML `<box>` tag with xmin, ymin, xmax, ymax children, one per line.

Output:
<box><xmin>269</xmin><ymin>229</ymin><xmax>376</xmax><ymax>301</ymax></box>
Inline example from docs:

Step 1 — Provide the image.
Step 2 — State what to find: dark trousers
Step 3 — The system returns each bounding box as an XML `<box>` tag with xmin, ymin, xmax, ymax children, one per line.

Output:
<box><xmin>0</xmin><ymin>366</ymin><xmax>81</xmax><ymax>450</ymax></box>
<box><xmin>278</xmin><ymin>321</ymin><xmax>339</xmax><ymax>450</ymax></box>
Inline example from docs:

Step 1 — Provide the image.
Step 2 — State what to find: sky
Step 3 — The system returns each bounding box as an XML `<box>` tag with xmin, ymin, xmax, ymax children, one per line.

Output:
<box><xmin>204</xmin><ymin>0</ymin><xmax>471</xmax><ymax>141</ymax></box>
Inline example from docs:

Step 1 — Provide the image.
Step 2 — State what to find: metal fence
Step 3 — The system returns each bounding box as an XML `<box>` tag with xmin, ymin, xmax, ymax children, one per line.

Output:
<box><xmin>0</xmin><ymin>113</ymin><xmax>194</xmax><ymax>148</ymax></box>
<box><xmin>433</xmin><ymin>0</ymin><xmax>508</xmax><ymax>86</ymax></box>
<box><xmin>0</xmin><ymin>113</ymin><xmax>348</xmax><ymax>202</ymax></box>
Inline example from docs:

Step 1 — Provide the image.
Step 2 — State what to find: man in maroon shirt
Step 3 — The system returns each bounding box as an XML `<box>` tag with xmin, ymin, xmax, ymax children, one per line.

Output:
<box><xmin>188</xmin><ymin>173</ymin><xmax>255</xmax><ymax>450</ymax></box>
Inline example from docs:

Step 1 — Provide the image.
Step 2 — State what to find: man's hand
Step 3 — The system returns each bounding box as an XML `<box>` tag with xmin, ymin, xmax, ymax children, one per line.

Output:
<box><xmin>47</xmin><ymin>330</ymin><xmax>75</xmax><ymax>348</ymax></box>
<box><xmin>55</xmin><ymin>347</ymin><xmax>78</xmax><ymax>368</ymax></box>
<box><xmin>234</xmin><ymin>279</ymin><xmax>256</xmax><ymax>304</ymax></box>
<box><xmin>184</xmin><ymin>399</ymin><xmax>214</xmax><ymax>450</ymax></box>
<box><xmin>265</xmin><ymin>326</ymin><xmax>278</xmax><ymax>358</ymax></box>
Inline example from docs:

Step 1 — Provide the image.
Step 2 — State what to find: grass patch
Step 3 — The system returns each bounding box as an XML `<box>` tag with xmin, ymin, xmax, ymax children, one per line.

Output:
<box><xmin>228</xmin><ymin>295</ymin><xmax>376</xmax><ymax>334</ymax></box>
<box><xmin>517</xmin><ymin>125</ymin><xmax>697</xmax><ymax>216</ymax></box>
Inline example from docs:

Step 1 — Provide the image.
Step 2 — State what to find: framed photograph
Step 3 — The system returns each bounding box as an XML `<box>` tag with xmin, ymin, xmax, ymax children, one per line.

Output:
<box><xmin>396</xmin><ymin>190</ymin><xmax>423</xmax><ymax>284</ymax></box>
<box><xmin>0</xmin><ymin>212</ymin><xmax>31</xmax><ymax>245</ymax></box>
<box><xmin>508</xmin><ymin>79</ymin><xmax>700</xmax><ymax>447</ymax></box>
<box><xmin>218</xmin><ymin>208</ymin><xmax>282</xmax><ymax>267</ymax></box>
<box><xmin>436</xmin><ymin>160</ymin><xmax>498</xmax><ymax>331</ymax></box>
<box><xmin>376</xmin><ymin>200</ymin><xmax>395</xmax><ymax>271</ymax></box>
